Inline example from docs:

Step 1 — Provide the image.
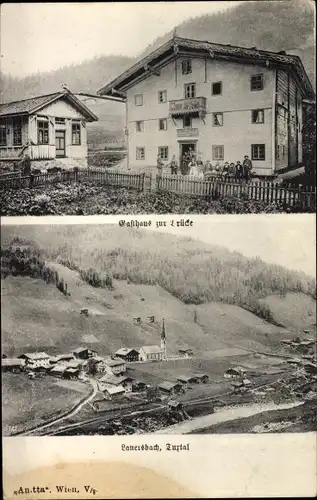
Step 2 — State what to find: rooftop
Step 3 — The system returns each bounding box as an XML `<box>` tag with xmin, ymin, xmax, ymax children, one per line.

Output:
<box><xmin>0</xmin><ymin>91</ymin><xmax>98</xmax><ymax>121</ymax></box>
<box><xmin>140</xmin><ymin>345</ymin><xmax>164</xmax><ymax>355</ymax></box>
<box><xmin>98</xmin><ymin>35</ymin><xmax>314</xmax><ymax>100</ymax></box>
<box><xmin>19</xmin><ymin>352</ymin><xmax>50</xmax><ymax>360</ymax></box>
<box><xmin>104</xmin><ymin>358</ymin><xmax>126</xmax><ymax>367</ymax></box>
<box><xmin>115</xmin><ymin>348</ymin><xmax>139</xmax><ymax>356</ymax></box>
<box><xmin>2</xmin><ymin>358</ymin><xmax>24</xmax><ymax>367</ymax></box>
<box><xmin>99</xmin><ymin>374</ymin><xmax>131</xmax><ymax>385</ymax></box>
<box><xmin>158</xmin><ymin>381</ymin><xmax>181</xmax><ymax>391</ymax></box>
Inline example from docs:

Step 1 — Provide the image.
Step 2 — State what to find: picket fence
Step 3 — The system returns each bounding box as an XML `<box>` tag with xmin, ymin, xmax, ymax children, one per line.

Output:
<box><xmin>0</xmin><ymin>168</ymin><xmax>146</xmax><ymax>192</ymax></box>
<box><xmin>0</xmin><ymin>168</ymin><xmax>316</xmax><ymax>209</ymax></box>
<box><xmin>157</xmin><ymin>174</ymin><xmax>316</xmax><ymax>209</ymax></box>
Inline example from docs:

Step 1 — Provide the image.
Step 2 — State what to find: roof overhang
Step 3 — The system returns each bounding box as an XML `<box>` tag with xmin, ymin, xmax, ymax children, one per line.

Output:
<box><xmin>0</xmin><ymin>92</ymin><xmax>98</xmax><ymax>122</ymax></box>
<box><xmin>97</xmin><ymin>36</ymin><xmax>314</xmax><ymax>100</ymax></box>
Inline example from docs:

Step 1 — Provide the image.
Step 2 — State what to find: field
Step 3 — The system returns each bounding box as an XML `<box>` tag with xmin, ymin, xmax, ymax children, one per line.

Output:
<box><xmin>2</xmin><ymin>372</ymin><xmax>90</xmax><ymax>435</ymax></box>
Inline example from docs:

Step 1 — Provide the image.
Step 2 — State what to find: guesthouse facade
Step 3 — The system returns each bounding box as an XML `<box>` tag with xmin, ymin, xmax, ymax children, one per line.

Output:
<box><xmin>0</xmin><ymin>90</ymin><xmax>98</xmax><ymax>170</ymax></box>
<box><xmin>98</xmin><ymin>36</ymin><xmax>314</xmax><ymax>178</ymax></box>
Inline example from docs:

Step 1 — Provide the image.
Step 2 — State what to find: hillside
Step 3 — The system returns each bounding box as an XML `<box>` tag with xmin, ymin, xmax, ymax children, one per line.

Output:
<box><xmin>1</xmin><ymin>0</ymin><xmax>314</xmax><ymax>147</ymax></box>
<box><xmin>1</xmin><ymin>224</ymin><xmax>316</xmax><ymax>357</ymax></box>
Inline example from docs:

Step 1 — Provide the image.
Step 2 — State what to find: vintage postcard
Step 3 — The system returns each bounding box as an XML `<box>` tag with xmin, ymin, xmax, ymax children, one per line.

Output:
<box><xmin>1</xmin><ymin>0</ymin><xmax>316</xmax><ymax>499</ymax></box>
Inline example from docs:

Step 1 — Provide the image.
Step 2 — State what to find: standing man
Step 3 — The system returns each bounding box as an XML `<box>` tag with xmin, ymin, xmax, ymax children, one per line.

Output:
<box><xmin>170</xmin><ymin>155</ymin><xmax>178</xmax><ymax>175</ymax></box>
<box><xmin>157</xmin><ymin>153</ymin><xmax>164</xmax><ymax>178</ymax></box>
<box><xmin>242</xmin><ymin>155</ymin><xmax>253</xmax><ymax>182</ymax></box>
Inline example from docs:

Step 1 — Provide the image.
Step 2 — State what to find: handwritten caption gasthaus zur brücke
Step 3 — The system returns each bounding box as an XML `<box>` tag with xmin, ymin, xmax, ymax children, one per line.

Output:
<box><xmin>118</xmin><ymin>219</ymin><xmax>194</xmax><ymax>229</ymax></box>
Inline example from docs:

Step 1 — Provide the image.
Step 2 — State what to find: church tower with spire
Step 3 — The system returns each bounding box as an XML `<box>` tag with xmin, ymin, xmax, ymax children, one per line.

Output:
<box><xmin>160</xmin><ymin>319</ymin><xmax>167</xmax><ymax>360</ymax></box>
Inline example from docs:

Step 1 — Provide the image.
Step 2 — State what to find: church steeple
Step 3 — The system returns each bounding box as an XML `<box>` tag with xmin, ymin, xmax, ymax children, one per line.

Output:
<box><xmin>161</xmin><ymin>319</ymin><xmax>167</xmax><ymax>359</ymax></box>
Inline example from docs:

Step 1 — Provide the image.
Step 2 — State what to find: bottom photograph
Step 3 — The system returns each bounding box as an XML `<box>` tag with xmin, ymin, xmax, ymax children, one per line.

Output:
<box><xmin>1</xmin><ymin>217</ymin><xmax>316</xmax><ymax>437</ymax></box>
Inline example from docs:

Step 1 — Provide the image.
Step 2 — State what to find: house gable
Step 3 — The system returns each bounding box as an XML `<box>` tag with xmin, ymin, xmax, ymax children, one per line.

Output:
<box><xmin>38</xmin><ymin>97</ymin><xmax>88</xmax><ymax>120</ymax></box>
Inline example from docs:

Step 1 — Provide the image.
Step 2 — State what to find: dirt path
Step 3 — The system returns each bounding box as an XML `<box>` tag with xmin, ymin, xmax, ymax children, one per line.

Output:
<box><xmin>153</xmin><ymin>401</ymin><xmax>302</xmax><ymax>434</ymax></box>
<box><xmin>22</xmin><ymin>379</ymin><xmax>99</xmax><ymax>436</ymax></box>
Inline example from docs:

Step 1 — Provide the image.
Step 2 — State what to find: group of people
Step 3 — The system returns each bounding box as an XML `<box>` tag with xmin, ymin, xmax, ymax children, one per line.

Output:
<box><xmin>157</xmin><ymin>149</ymin><xmax>254</xmax><ymax>183</ymax></box>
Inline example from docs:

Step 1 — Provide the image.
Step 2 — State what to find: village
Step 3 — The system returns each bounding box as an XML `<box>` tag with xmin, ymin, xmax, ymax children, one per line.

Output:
<box><xmin>2</xmin><ymin>309</ymin><xmax>316</xmax><ymax>436</ymax></box>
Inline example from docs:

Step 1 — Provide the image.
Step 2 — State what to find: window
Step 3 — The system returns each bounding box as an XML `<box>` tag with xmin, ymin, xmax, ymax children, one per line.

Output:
<box><xmin>212</xmin><ymin>112</ymin><xmax>223</xmax><ymax>126</ymax></box>
<box><xmin>212</xmin><ymin>145</ymin><xmax>224</xmax><ymax>161</ymax></box>
<box><xmin>136</xmin><ymin>147</ymin><xmax>145</xmax><ymax>160</ymax></box>
<box><xmin>184</xmin><ymin>83</ymin><xmax>196</xmax><ymax>99</ymax></box>
<box><xmin>37</xmin><ymin>120</ymin><xmax>49</xmax><ymax>145</ymax></box>
<box><xmin>181</xmin><ymin>59</ymin><xmax>192</xmax><ymax>75</ymax></box>
<box><xmin>55</xmin><ymin>117</ymin><xmax>65</xmax><ymax>124</ymax></box>
<box><xmin>135</xmin><ymin>94</ymin><xmax>143</xmax><ymax>106</ymax></box>
<box><xmin>183</xmin><ymin>115</ymin><xmax>192</xmax><ymax>128</ymax></box>
<box><xmin>282</xmin><ymin>145</ymin><xmax>286</xmax><ymax>157</ymax></box>
<box><xmin>0</xmin><ymin>119</ymin><xmax>6</xmax><ymax>146</ymax></box>
<box><xmin>251</xmin><ymin>74</ymin><xmax>264</xmax><ymax>91</ymax></box>
<box><xmin>252</xmin><ymin>109</ymin><xmax>265</xmax><ymax>124</ymax></box>
<box><xmin>158</xmin><ymin>118</ymin><xmax>167</xmax><ymax>131</ymax></box>
<box><xmin>158</xmin><ymin>90</ymin><xmax>167</xmax><ymax>103</ymax></box>
<box><xmin>13</xmin><ymin>117</ymin><xmax>22</xmax><ymax>146</ymax></box>
<box><xmin>276</xmin><ymin>145</ymin><xmax>280</xmax><ymax>160</ymax></box>
<box><xmin>136</xmin><ymin>121</ymin><xmax>144</xmax><ymax>132</ymax></box>
<box><xmin>212</xmin><ymin>82</ymin><xmax>222</xmax><ymax>96</ymax></box>
<box><xmin>158</xmin><ymin>146</ymin><xmax>168</xmax><ymax>160</ymax></box>
<box><xmin>251</xmin><ymin>144</ymin><xmax>265</xmax><ymax>160</ymax></box>
<box><xmin>71</xmin><ymin>122</ymin><xmax>81</xmax><ymax>145</ymax></box>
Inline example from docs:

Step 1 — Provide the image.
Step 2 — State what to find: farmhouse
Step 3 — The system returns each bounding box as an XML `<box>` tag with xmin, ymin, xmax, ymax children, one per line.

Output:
<box><xmin>192</xmin><ymin>373</ymin><xmax>209</xmax><ymax>383</ymax></box>
<box><xmin>224</xmin><ymin>367</ymin><xmax>246</xmax><ymax>379</ymax></box>
<box><xmin>115</xmin><ymin>348</ymin><xmax>140</xmax><ymax>362</ymax></box>
<box><xmin>0</xmin><ymin>90</ymin><xmax>98</xmax><ymax>170</ymax></box>
<box><xmin>104</xmin><ymin>386</ymin><xmax>125</xmax><ymax>398</ymax></box>
<box><xmin>19</xmin><ymin>352</ymin><xmax>50</xmax><ymax>368</ymax></box>
<box><xmin>73</xmin><ymin>347</ymin><xmax>97</xmax><ymax>360</ymax></box>
<box><xmin>177</xmin><ymin>374</ymin><xmax>198</xmax><ymax>384</ymax></box>
<box><xmin>99</xmin><ymin>374</ymin><xmax>133</xmax><ymax>393</ymax></box>
<box><xmin>158</xmin><ymin>381</ymin><xmax>183</xmax><ymax>395</ymax></box>
<box><xmin>98</xmin><ymin>36</ymin><xmax>314</xmax><ymax>178</ymax></box>
<box><xmin>1</xmin><ymin>358</ymin><xmax>25</xmax><ymax>372</ymax></box>
<box><xmin>104</xmin><ymin>358</ymin><xmax>127</xmax><ymax>375</ymax></box>
<box><xmin>139</xmin><ymin>345</ymin><xmax>164</xmax><ymax>362</ymax></box>
<box><xmin>178</xmin><ymin>347</ymin><xmax>193</xmax><ymax>358</ymax></box>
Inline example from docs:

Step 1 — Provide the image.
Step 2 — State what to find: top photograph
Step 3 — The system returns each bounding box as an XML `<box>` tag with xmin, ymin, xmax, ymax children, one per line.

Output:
<box><xmin>0</xmin><ymin>0</ymin><xmax>315</xmax><ymax>216</ymax></box>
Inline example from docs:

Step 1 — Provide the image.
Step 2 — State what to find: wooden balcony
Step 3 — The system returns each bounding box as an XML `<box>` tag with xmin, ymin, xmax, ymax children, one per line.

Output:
<box><xmin>169</xmin><ymin>97</ymin><xmax>207</xmax><ymax>117</ymax></box>
<box><xmin>177</xmin><ymin>128</ymin><xmax>199</xmax><ymax>137</ymax></box>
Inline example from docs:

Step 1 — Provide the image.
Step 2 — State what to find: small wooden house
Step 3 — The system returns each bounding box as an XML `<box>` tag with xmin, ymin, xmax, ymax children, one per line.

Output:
<box><xmin>0</xmin><ymin>90</ymin><xmax>98</xmax><ymax>171</ymax></box>
<box><xmin>115</xmin><ymin>348</ymin><xmax>139</xmax><ymax>362</ymax></box>
<box><xmin>158</xmin><ymin>381</ymin><xmax>183</xmax><ymax>395</ymax></box>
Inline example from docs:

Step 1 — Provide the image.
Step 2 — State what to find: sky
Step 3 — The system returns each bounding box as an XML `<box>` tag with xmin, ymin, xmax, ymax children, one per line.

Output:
<box><xmin>0</xmin><ymin>1</ymin><xmax>235</xmax><ymax>77</ymax></box>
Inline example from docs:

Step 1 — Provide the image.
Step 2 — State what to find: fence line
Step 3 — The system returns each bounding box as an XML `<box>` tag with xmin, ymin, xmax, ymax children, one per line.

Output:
<box><xmin>0</xmin><ymin>169</ymin><xmax>315</xmax><ymax>209</ymax></box>
<box><xmin>157</xmin><ymin>174</ymin><xmax>316</xmax><ymax>209</ymax></box>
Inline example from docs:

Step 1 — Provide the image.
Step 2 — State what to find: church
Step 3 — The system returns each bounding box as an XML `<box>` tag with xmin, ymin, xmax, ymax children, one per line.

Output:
<box><xmin>139</xmin><ymin>320</ymin><xmax>167</xmax><ymax>362</ymax></box>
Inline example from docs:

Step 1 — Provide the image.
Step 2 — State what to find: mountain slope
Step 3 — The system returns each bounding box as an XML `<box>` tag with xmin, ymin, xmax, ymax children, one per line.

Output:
<box><xmin>1</xmin><ymin>0</ymin><xmax>314</xmax><ymax>147</ymax></box>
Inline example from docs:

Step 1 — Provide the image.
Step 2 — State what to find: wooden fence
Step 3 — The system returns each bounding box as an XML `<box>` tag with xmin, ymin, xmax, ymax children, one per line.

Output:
<box><xmin>157</xmin><ymin>174</ymin><xmax>316</xmax><ymax>209</ymax></box>
<box><xmin>0</xmin><ymin>168</ymin><xmax>146</xmax><ymax>192</ymax></box>
<box><xmin>0</xmin><ymin>168</ymin><xmax>316</xmax><ymax>209</ymax></box>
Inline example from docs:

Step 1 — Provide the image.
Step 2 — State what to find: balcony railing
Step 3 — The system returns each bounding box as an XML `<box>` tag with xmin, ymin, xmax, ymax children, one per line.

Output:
<box><xmin>169</xmin><ymin>97</ymin><xmax>207</xmax><ymax>117</ymax></box>
<box><xmin>177</xmin><ymin>128</ymin><xmax>199</xmax><ymax>137</ymax></box>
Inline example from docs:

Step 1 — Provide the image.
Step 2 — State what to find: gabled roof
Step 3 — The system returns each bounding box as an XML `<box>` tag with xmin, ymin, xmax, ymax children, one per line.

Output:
<box><xmin>140</xmin><ymin>345</ymin><xmax>164</xmax><ymax>355</ymax></box>
<box><xmin>99</xmin><ymin>374</ymin><xmax>132</xmax><ymax>385</ymax></box>
<box><xmin>115</xmin><ymin>348</ymin><xmax>139</xmax><ymax>356</ymax></box>
<box><xmin>177</xmin><ymin>375</ymin><xmax>197</xmax><ymax>383</ymax></box>
<box><xmin>104</xmin><ymin>386</ymin><xmax>125</xmax><ymax>395</ymax></box>
<box><xmin>98</xmin><ymin>36</ymin><xmax>314</xmax><ymax>99</ymax></box>
<box><xmin>19</xmin><ymin>352</ymin><xmax>50</xmax><ymax>360</ymax></box>
<box><xmin>158</xmin><ymin>381</ymin><xmax>181</xmax><ymax>391</ymax></box>
<box><xmin>0</xmin><ymin>91</ymin><xmax>98</xmax><ymax>121</ymax></box>
<box><xmin>2</xmin><ymin>358</ymin><xmax>24</xmax><ymax>367</ymax></box>
<box><xmin>105</xmin><ymin>358</ymin><xmax>126</xmax><ymax>367</ymax></box>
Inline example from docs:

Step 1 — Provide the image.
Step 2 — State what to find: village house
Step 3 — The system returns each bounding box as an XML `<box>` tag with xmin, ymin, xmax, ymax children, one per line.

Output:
<box><xmin>1</xmin><ymin>358</ymin><xmax>25</xmax><ymax>373</ymax></box>
<box><xmin>104</xmin><ymin>358</ymin><xmax>127</xmax><ymax>375</ymax></box>
<box><xmin>98</xmin><ymin>374</ymin><xmax>133</xmax><ymax>393</ymax></box>
<box><xmin>73</xmin><ymin>347</ymin><xmax>97</xmax><ymax>360</ymax></box>
<box><xmin>139</xmin><ymin>345</ymin><xmax>164</xmax><ymax>362</ymax></box>
<box><xmin>103</xmin><ymin>386</ymin><xmax>126</xmax><ymax>399</ymax></box>
<box><xmin>178</xmin><ymin>347</ymin><xmax>194</xmax><ymax>358</ymax></box>
<box><xmin>0</xmin><ymin>90</ymin><xmax>98</xmax><ymax>171</ymax></box>
<box><xmin>193</xmin><ymin>373</ymin><xmax>209</xmax><ymax>383</ymax></box>
<box><xmin>224</xmin><ymin>367</ymin><xmax>246</xmax><ymax>379</ymax></box>
<box><xmin>98</xmin><ymin>36</ymin><xmax>314</xmax><ymax>178</ymax></box>
<box><xmin>158</xmin><ymin>381</ymin><xmax>184</xmax><ymax>396</ymax></box>
<box><xmin>18</xmin><ymin>352</ymin><xmax>51</xmax><ymax>368</ymax></box>
<box><xmin>114</xmin><ymin>348</ymin><xmax>140</xmax><ymax>362</ymax></box>
<box><xmin>177</xmin><ymin>374</ymin><xmax>198</xmax><ymax>385</ymax></box>
<box><xmin>49</xmin><ymin>365</ymin><xmax>66</xmax><ymax>378</ymax></box>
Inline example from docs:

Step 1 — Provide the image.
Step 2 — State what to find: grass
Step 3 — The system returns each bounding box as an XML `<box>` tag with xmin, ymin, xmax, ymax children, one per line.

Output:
<box><xmin>2</xmin><ymin>372</ymin><xmax>90</xmax><ymax>435</ymax></box>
